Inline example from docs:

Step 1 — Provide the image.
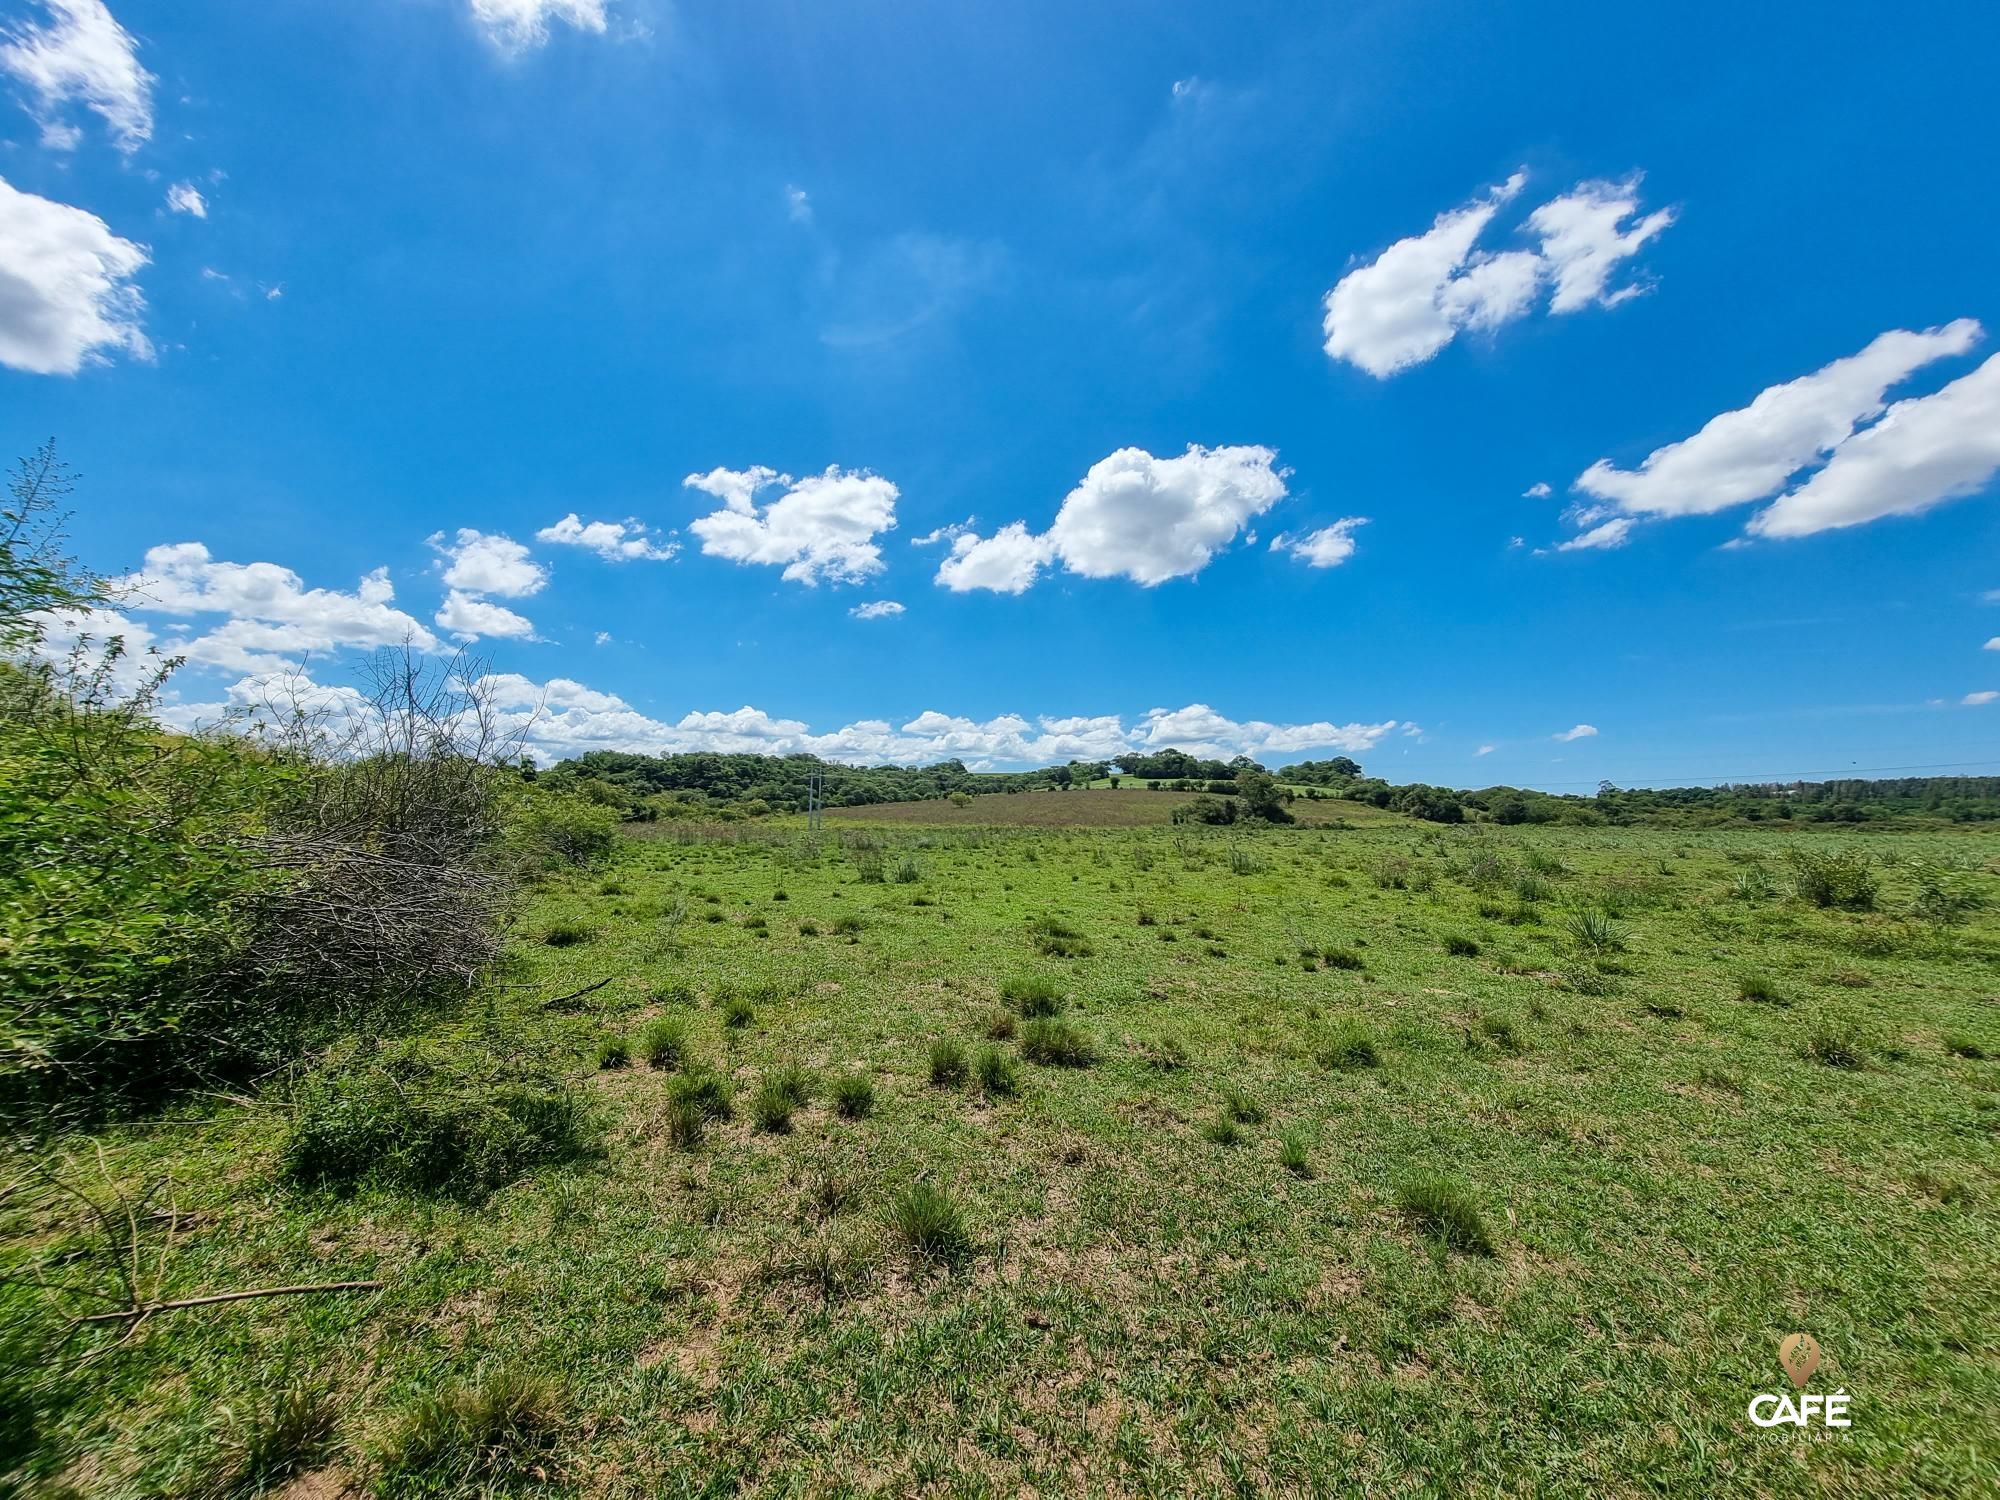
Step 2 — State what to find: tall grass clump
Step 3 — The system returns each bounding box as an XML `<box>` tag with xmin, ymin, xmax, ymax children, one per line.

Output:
<box><xmin>830</xmin><ymin>1071</ymin><xmax>877</xmax><ymax>1118</ymax></box>
<box><xmin>634</xmin><ymin>1016</ymin><xmax>688</xmax><ymax>1069</ymax></box>
<box><xmin>1315</xmin><ymin>1020</ymin><xmax>1380</xmax><ymax>1071</ymax></box>
<box><xmin>1395</xmin><ymin>1175</ymin><xmax>1495</xmax><ymax>1255</ymax></box>
<box><xmin>1279</xmin><ymin>1129</ymin><xmax>1312</xmax><ymax>1177</ymax></box>
<box><xmin>669</xmin><ymin>1066</ymin><xmax>734</xmax><ymax>1121</ymax></box>
<box><xmin>928</xmin><ymin>1038</ymin><xmax>969</xmax><ymax>1086</ymax></box>
<box><xmin>889</xmin><ymin>1181</ymin><xmax>972</xmax><ymax>1264</ymax></box>
<box><xmin>374</xmin><ymin>1366</ymin><xmax>561</xmax><ymax>1491</ymax></box>
<box><xmin>281</xmin><ymin>1049</ymin><xmax>594</xmax><ymax>1201</ymax></box>
<box><xmin>1000</xmin><ymin>974</ymin><xmax>1066</xmax><ymax>1017</ymax></box>
<box><xmin>1221</xmin><ymin>1084</ymin><xmax>1266</xmax><ymax>1124</ymax></box>
<box><xmin>1019</xmin><ymin>1017</ymin><xmax>1097</xmax><ymax>1067</ymax></box>
<box><xmin>974</xmin><ymin>1045</ymin><xmax>1020</xmax><ymax>1097</ymax></box>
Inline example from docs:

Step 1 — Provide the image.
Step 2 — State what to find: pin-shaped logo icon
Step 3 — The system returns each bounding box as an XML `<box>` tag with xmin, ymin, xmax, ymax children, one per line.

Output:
<box><xmin>1778</xmin><ymin>1332</ymin><xmax>1821</xmax><ymax>1388</ymax></box>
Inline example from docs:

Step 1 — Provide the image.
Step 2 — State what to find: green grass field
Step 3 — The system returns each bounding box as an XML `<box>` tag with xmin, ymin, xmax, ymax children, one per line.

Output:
<box><xmin>7</xmin><ymin>821</ymin><xmax>1999</xmax><ymax>1497</ymax></box>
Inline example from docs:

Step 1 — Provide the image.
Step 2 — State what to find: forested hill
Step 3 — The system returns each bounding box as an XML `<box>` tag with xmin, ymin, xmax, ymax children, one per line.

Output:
<box><xmin>535</xmin><ymin>749</ymin><xmax>2000</xmax><ymax>826</ymax></box>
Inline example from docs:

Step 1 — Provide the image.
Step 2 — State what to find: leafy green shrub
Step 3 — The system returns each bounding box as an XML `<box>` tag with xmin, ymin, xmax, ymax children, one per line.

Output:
<box><xmin>1172</xmin><ymin>795</ymin><xmax>1239</xmax><ymax>826</ymax></box>
<box><xmin>508</xmin><ymin>792</ymin><xmax>619</xmax><ymax>871</ymax></box>
<box><xmin>1019</xmin><ymin>1017</ymin><xmax>1096</xmax><ymax>1067</ymax></box>
<box><xmin>889</xmin><ymin>1181</ymin><xmax>971</xmax><ymax>1264</ymax></box>
<box><xmin>928</xmin><ymin>1038</ymin><xmax>968</xmax><ymax>1086</ymax></box>
<box><xmin>634</xmin><ymin>1016</ymin><xmax>688</xmax><ymax>1069</ymax></box>
<box><xmin>1000</xmin><ymin>974</ymin><xmax>1066</xmax><ymax>1017</ymax></box>
<box><xmin>281</xmin><ymin>1052</ymin><xmax>594</xmax><ymax>1200</ymax></box>
<box><xmin>374</xmin><ymin>1366</ymin><xmax>561</xmax><ymax>1492</ymax></box>
<box><xmin>1315</xmin><ymin>1021</ymin><xmax>1379</xmax><ymax>1071</ymax></box>
<box><xmin>1787</xmin><ymin>848</ymin><xmax>1877</xmax><ymax>911</ymax></box>
<box><xmin>830</xmin><ymin>1071</ymin><xmax>876</xmax><ymax>1118</ymax></box>
<box><xmin>1395</xmin><ymin>1175</ymin><xmax>1494</xmax><ymax>1254</ymax></box>
<box><xmin>974</xmin><ymin>1045</ymin><xmax>1019</xmax><ymax>1097</ymax></box>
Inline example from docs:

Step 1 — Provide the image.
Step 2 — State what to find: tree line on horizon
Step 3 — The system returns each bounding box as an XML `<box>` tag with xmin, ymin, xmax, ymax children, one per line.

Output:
<box><xmin>535</xmin><ymin>747</ymin><xmax>2000</xmax><ymax>827</ymax></box>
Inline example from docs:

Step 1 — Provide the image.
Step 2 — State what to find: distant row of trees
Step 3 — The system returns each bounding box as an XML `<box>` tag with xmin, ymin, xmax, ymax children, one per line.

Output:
<box><xmin>537</xmin><ymin>742</ymin><xmax>2000</xmax><ymax>828</ymax></box>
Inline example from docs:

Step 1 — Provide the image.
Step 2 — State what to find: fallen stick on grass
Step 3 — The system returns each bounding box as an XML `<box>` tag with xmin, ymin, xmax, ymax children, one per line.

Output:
<box><xmin>73</xmin><ymin>1280</ymin><xmax>385</xmax><ymax>1325</ymax></box>
<box><xmin>540</xmin><ymin>975</ymin><xmax>613</xmax><ymax>1009</ymax></box>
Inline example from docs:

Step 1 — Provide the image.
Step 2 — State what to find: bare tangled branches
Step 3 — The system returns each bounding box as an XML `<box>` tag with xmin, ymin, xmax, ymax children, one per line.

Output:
<box><xmin>232</xmin><ymin>648</ymin><xmax>528</xmax><ymax>1008</ymax></box>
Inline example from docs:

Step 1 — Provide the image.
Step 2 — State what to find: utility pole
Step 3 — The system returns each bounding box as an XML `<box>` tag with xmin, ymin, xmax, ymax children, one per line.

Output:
<box><xmin>807</xmin><ymin>766</ymin><xmax>823</xmax><ymax>831</ymax></box>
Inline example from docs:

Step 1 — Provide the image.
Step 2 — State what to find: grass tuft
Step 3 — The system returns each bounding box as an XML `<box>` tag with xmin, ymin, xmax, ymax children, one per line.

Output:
<box><xmin>928</xmin><ymin>1037</ymin><xmax>969</xmax><ymax>1086</ymax></box>
<box><xmin>1279</xmin><ymin>1129</ymin><xmax>1312</xmax><ymax>1177</ymax></box>
<box><xmin>830</xmin><ymin>1071</ymin><xmax>877</xmax><ymax>1118</ymax></box>
<box><xmin>1000</xmin><ymin>974</ymin><xmax>1066</xmax><ymax>1017</ymax></box>
<box><xmin>375</xmin><ymin>1366</ymin><xmax>561</xmax><ymax>1490</ymax></box>
<box><xmin>1395</xmin><ymin>1175</ymin><xmax>1495</xmax><ymax>1254</ymax></box>
<box><xmin>1221</xmin><ymin>1084</ymin><xmax>1266</xmax><ymax>1124</ymax></box>
<box><xmin>889</xmin><ymin>1180</ymin><xmax>971</xmax><ymax>1264</ymax></box>
<box><xmin>634</xmin><ymin>1016</ymin><xmax>687</xmax><ymax>1070</ymax></box>
<box><xmin>1314</xmin><ymin>1020</ymin><xmax>1380</xmax><ymax>1071</ymax></box>
<box><xmin>1019</xmin><ymin>1017</ymin><xmax>1097</xmax><ymax>1067</ymax></box>
<box><xmin>974</xmin><ymin>1045</ymin><xmax>1020</xmax><ymax>1097</ymax></box>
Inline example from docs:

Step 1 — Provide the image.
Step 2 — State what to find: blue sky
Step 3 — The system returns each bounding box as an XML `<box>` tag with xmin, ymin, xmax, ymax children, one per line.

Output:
<box><xmin>3</xmin><ymin>0</ymin><xmax>1997</xmax><ymax>786</ymax></box>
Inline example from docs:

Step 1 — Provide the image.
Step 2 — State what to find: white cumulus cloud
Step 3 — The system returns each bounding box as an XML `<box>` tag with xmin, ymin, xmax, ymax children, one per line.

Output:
<box><xmin>114</xmin><ymin>542</ymin><xmax>440</xmax><ymax>666</ymax></box>
<box><xmin>685</xmin><ymin>465</ymin><xmax>898</xmax><ymax>585</ymax></box>
<box><xmin>1322</xmin><ymin>171</ymin><xmax>1673</xmax><ymax>377</ymax></box>
<box><xmin>447</xmin><ymin>674</ymin><xmax>1408</xmax><ymax>770</ymax></box>
<box><xmin>1554</xmin><ymin>723</ymin><xmax>1598</xmax><ymax>741</ymax></box>
<box><xmin>436</xmin><ymin>590</ymin><xmax>537</xmax><ymax>642</ymax></box>
<box><xmin>164</xmin><ymin>181</ymin><xmax>205</xmax><ymax>218</ymax></box>
<box><xmin>849</xmin><ymin>600</ymin><xmax>904</xmax><ymax>620</ymax></box>
<box><xmin>536</xmin><ymin>513</ymin><xmax>677</xmax><ymax>562</ymax></box>
<box><xmin>1747</xmin><ymin>351</ymin><xmax>2000</xmax><ymax>539</ymax></box>
<box><xmin>1526</xmin><ymin>178</ymin><xmax>1676</xmax><ymax>313</ymax></box>
<box><xmin>1271</xmin><ymin>518</ymin><xmax>1366</xmax><ymax>569</ymax></box>
<box><xmin>1574</xmin><ymin>320</ymin><xmax>1982</xmax><ymax>525</ymax></box>
<box><xmin>0</xmin><ymin>0</ymin><xmax>153</xmax><ymax>152</ymax></box>
<box><xmin>0</xmin><ymin>174</ymin><xmax>150</xmax><ymax>374</ymax></box>
<box><xmin>427</xmin><ymin>528</ymin><xmax>547</xmax><ymax>598</ymax></box>
<box><xmin>1963</xmin><ymin>691</ymin><xmax>1998</xmax><ymax>706</ymax></box>
<box><xmin>467</xmin><ymin>0</ymin><xmax>609</xmax><ymax>50</ymax></box>
<box><xmin>937</xmin><ymin>445</ymin><xmax>1289</xmax><ymax>593</ymax></box>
